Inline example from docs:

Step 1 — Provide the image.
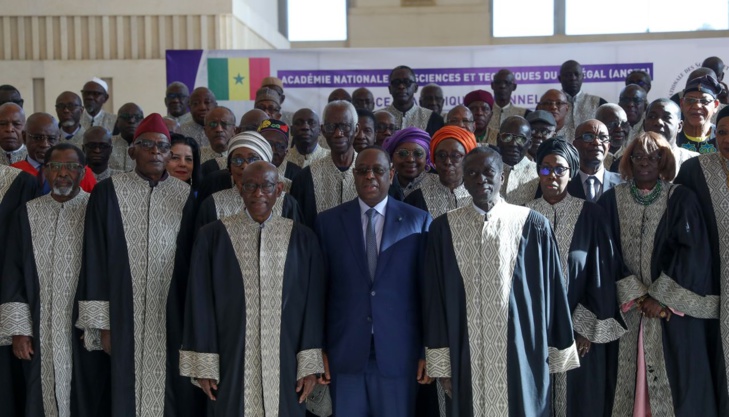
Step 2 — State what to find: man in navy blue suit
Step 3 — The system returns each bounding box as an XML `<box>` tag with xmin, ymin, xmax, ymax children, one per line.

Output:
<box><xmin>569</xmin><ymin>119</ymin><xmax>623</xmax><ymax>201</ymax></box>
<box><xmin>315</xmin><ymin>146</ymin><xmax>433</xmax><ymax>417</ymax></box>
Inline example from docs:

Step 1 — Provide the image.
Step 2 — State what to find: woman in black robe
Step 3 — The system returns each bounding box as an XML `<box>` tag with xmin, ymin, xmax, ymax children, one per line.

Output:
<box><xmin>598</xmin><ymin>131</ymin><xmax>718</xmax><ymax>416</ymax></box>
<box><xmin>525</xmin><ymin>138</ymin><xmax>625</xmax><ymax>417</ymax></box>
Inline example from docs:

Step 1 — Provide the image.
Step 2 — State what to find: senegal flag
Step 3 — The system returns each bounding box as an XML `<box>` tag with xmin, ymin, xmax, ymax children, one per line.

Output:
<box><xmin>207</xmin><ymin>57</ymin><xmax>270</xmax><ymax>101</ymax></box>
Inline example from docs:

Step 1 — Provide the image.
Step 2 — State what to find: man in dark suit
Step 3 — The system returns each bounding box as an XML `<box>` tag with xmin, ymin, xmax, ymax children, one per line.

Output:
<box><xmin>569</xmin><ymin>119</ymin><xmax>623</xmax><ymax>201</ymax></box>
<box><xmin>315</xmin><ymin>146</ymin><xmax>433</xmax><ymax>417</ymax></box>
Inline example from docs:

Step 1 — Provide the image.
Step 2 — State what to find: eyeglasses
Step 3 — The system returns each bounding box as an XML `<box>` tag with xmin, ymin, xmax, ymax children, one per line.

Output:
<box><xmin>531</xmin><ymin>127</ymin><xmax>554</xmax><ymax>137</ymax></box>
<box><xmin>538</xmin><ymin>165</ymin><xmax>570</xmax><ymax>177</ymax></box>
<box><xmin>255</xmin><ymin>104</ymin><xmax>281</xmax><ymax>114</ymax></box>
<box><xmin>55</xmin><ymin>103</ymin><xmax>82</xmax><ymax>111</ymax></box>
<box><xmin>630</xmin><ymin>154</ymin><xmax>661</xmax><ymax>164</ymax></box>
<box><xmin>207</xmin><ymin>121</ymin><xmax>234</xmax><ymax>130</ymax></box>
<box><xmin>241</xmin><ymin>182</ymin><xmax>277</xmax><ymax>194</ymax></box>
<box><xmin>538</xmin><ymin>101</ymin><xmax>568</xmax><ymax>108</ymax></box>
<box><xmin>293</xmin><ymin>119</ymin><xmax>318</xmax><ymax>127</ymax></box>
<box><xmin>374</xmin><ymin>123</ymin><xmax>398</xmax><ymax>133</ymax></box>
<box><xmin>448</xmin><ymin>118</ymin><xmax>474</xmax><ymax>125</ymax></box>
<box><xmin>118</xmin><ymin>113</ymin><xmax>144</xmax><ymax>122</ymax></box>
<box><xmin>166</xmin><ymin>93</ymin><xmax>188</xmax><ymax>100</ymax></box>
<box><xmin>45</xmin><ymin>162</ymin><xmax>84</xmax><ymax>173</ymax></box>
<box><xmin>395</xmin><ymin>149</ymin><xmax>426</xmax><ymax>160</ymax></box>
<box><xmin>498</xmin><ymin>133</ymin><xmax>529</xmax><ymax>146</ymax></box>
<box><xmin>683</xmin><ymin>97</ymin><xmax>714</xmax><ymax>106</ymax></box>
<box><xmin>322</xmin><ymin>123</ymin><xmax>353</xmax><ymax>134</ymax></box>
<box><xmin>134</xmin><ymin>139</ymin><xmax>171</xmax><ymax>153</ymax></box>
<box><xmin>603</xmin><ymin>120</ymin><xmax>629</xmax><ymax>131</ymax></box>
<box><xmin>619</xmin><ymin>96</ymin><xmax>645</xmax><ymax>105</ymax></box>
<box><xmin>435</xmin><ymin>151</ymin><xmax>464</xmax><ymax>163</ymax></box>
<box><xmin>83</xmin><ymin>142</ymin><xmax>112</xmax><ymax>151</ymax></box>
<box><xmin>389</xmin><ymin>78</ymin><xmax>415</xmax><ymax>88</ymax></box>
<box><xmin>81</xmin><ymin>90</ymin><xmax>105</xmax><ymax>98</ymax></box>
<box><xmin>577</xmin><ymin>132</ymin><xmax>610</xmax><ymax>143</ymax></box>
<box><xmin>353</xmin><ymin>166</ymin><xmax>389</xmax><ymax>176</ymax></box>
<box><xmin>231</xmin><ymin>156</ymin><xmax>261</xmax><ymax>167</ymax></box>
<box><xmin>27</xmin><ymin>134</ymin><xmax>58</xmax><ymax>144</ymax></box>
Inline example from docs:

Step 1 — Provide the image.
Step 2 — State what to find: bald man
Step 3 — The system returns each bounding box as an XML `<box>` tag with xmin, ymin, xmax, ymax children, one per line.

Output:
<box><xmin>569</xmin><ymin>119</ymin><xmax>623</xmax><ymax>202</ymax></box>
<box><xmin>419</xmin><ymin>84</ymin><xmax>445</xmax><ymax>117</ymax></box>
<box><xmin>328</xmin><ymin>88</ymin><xmax>352</xmax><ymax>103</ymax></box>
<box><xmin>618</xmin><ymin>84</ymin><xmax>648</xmax><ymax>143</ymax></box>
<box><xmin>11</xmin><ymin>112</ymin><xmax>97</xmax><ymax>194</ymax></box>
<box><xmin>496</xmin><ymin>115</ymin><xmax>540</xmax><ymax>205</ymax></box>
<box><xmin>445</xmin><ymin>105</ymin><xmax>475</xmax><ymax>133</ymax></box>
<box><xmin>165</xmin><ymin>81</ymin><xmax>192</xmax><ymax>124</ymax></box>
<box><xmin>558</xmin><ymin>60</ymin><xmax>607</xmax><ymax>137</ymax></box>
<box><xmin>595</xmin><ymin>103</ymin><xmax>630</xmax><ymax>170</ymax></box>
<box><xmin>536</xmin><ymin>89</ymin><xmax>573</xmax><ymax>142</ymax></box>
<box><xmin>488</xmin><ymin>69</ymin><xmax>530</xmax><ymax>137</ymax></box>
<box><xmin>201</xmin><ymin>106</ymin><xmax>236</xmax><ymax>164</ymax></box>
<box><xmin>0</xmin><ymin>103</ymin><xmax>28</xmax><ymax>165</ymax></box>
<box><xmin>109</xmin><ymin>102</ymin><xmax>143</xmax><ymax>172</ymax></box>
<box><xmin>352</xmin><ymin>87</ymin><xmax>375</xmax><ymax>112</ymax></box>
<box><xmin>55</xmin><ymin>91</ymin><xmax>85</xmax><ymax>147</ymax></box>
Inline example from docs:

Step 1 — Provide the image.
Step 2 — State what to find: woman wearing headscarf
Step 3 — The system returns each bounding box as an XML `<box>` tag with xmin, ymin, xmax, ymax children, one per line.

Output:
<box><xmin>404</xmin><ymin>126</ymin><xmax>477</xmax><ymax>218</ymax></box>
<box><xmin>194</xmin><ymin>131</ymin><xmax>302</xmax><ymax>235</ymax></box>
<box><xmin>382</xmin><ymin>126</ymin><xmax>431</xmax><ymax>200</ymax></box>
<box><xmin>525</xmin><ymin>138</ymin><xmax>626</xmax><ymax>417</ymax></box>
<box><xmin>599</xmin><ymin>131</ymin><xmax>718</xmax><ymax>416</ymax></box>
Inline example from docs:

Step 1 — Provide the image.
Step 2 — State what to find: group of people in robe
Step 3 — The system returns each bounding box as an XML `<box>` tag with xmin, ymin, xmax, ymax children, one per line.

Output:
<box><xmin>0</xmin><ymin>54</ymin><xmax>727</xmax><ymax>417</ymax></box>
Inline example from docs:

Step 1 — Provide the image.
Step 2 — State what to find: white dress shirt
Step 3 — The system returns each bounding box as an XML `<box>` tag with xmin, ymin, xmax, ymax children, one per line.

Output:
<box><xmin>359</xmin><ymin>196</ymin><xmax>388</xmax><ymax>253</ymax></box>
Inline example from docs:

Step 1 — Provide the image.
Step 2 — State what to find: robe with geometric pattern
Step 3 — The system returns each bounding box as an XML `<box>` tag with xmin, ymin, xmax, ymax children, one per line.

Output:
<box><xmin>423</xmin><ymin>201</ymin><xmax>579</xmax><ymax>417</ymax></box>
<box><xmin>74</xmin><ymin>172</ymin><xmax>202</xmax><ymax>417</ymax></box>
<box><xmin>180</xmin><ymin>213</ymin><xmax>325</xmax><ymax>416</ymax></box>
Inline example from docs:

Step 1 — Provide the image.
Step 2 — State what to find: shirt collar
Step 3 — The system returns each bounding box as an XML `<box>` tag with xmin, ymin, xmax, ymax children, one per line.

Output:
<box><xmin>578</xmin><ymin>166</ymin><xmax>605</xmax><ymax>184</ymax></box>
<box><xmin>27</xmin><ymin>156</ymin><xmax>42</xmax><ymax>170</ymax></box>
<box><xmin>359</xmin><ymin>196</ymin><xmax>388</xmax><ymax>217</ymax></box>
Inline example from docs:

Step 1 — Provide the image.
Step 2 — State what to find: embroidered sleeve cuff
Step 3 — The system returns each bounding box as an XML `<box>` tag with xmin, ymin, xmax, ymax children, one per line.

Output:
<box><xmin>548</xmin><ymin>341</ymin><xmax>580</xmax><ymax>374</ymax></box>
<box><xmin>572</xmin><ymin>303</ymin><xmax>627</xmax><ymax>344</ymax></box>
<box><xmin>296</xmin><ymin>349</ymin><xmax>324</xmax><ymax>380</ymax></box>
<box><xmin>649</xmin><ymin>273</ymin><xmax>720</xmax><ymax>319</ymax></box>
<box><xmin>0</xmin><ymin>302</ymin><xmax>32</xmax><ymax>338</ymax></box>
<box><xmin>616</xmin><ymin>275</ymin><xmax>648</xmax><ymax>305</ymax></box>
<box><xmin>76</xmin><ymin>300</ymin><xmax>110</xmax><ymax>330</ymax></box>
<box><xmin>425</xmin><ymin>347</ymin><xmax>451</xmax><ymax>378</ymax></box>
<box><xmin>179</xmin><ymin>350</ymin><xmax>219</xmax><ymax>382</ymax></box>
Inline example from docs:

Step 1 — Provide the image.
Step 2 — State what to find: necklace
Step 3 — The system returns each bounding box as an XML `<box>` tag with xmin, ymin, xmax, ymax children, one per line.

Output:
<box><xmin>629</xmin><ymin>180</ymin><xmax>663</xmax><ymax>206</ymax></box>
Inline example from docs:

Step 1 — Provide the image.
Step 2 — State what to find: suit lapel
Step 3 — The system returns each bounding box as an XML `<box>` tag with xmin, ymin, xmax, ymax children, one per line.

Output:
<box><xmin>567</xmin><ymin>175</ymin><xmax>586</xmax><ymax>199</ymax></box>
<box><xmin>374</xmin><ymin>199</ymin><xmax>401</xmax><ymax>283</ymax></box>
<box><xmin>339</xmin><ymin>199</ymin><xmax>370</xmax><ymax>283</ymax></box>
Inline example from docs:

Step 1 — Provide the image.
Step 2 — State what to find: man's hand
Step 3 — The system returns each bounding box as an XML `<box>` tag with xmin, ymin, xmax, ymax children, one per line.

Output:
<box><xmin>12</xmin><ymin>335</ymin><xmax>33</xmax><ymax>360</ymax></box>
<box><xmin>575</xmin><ymin>334</ymin><xmax>592</xmax><ymax>358</ymax></box>
<box><xmin>317</xmin><ymin>353</ymin><xmax>331</xmax><ymax>385</ymax></box>
<box><xmin>416</xmin><ymin>359</ymin><xmax>433</xmax><ymax>384</ymax></box>
<box><xmin>639</xmin><ymin>296</ymin><xmax>671</xmax><ymax>320</ymax></box>
<box><xmin>100</xmin><ymin>329</ymin><xmax>111</xmax><ymax>355</ymax></box>
<box><xmin>198</xmin><ymin>378</ymin><xmax>218</xmax><ymax>401</ymax></box>
<box><xmin>296</xmin><ymin>374</ymin><xmax>317</xmax><ymax>403</ymax></box>
<box><xmin>439</xmin><ymin>377</ymin><xmax>452</xmax><ymax>398</ymax></box>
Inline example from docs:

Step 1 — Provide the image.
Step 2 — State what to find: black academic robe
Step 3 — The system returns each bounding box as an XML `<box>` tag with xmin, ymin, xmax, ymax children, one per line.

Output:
<box><xmin>526</xmin><ymin>196</ymin><xmax>626</xmax><ymax>417</ymax></box>
<box><xmin>200</xmin><ymin>157</ymin><xmax>226</xmax><ymax>177</ymax></box>
<box><xmin>283</xmin><ymin>160</ymin><xmax>302</xmax><ymax>181</ymax></box>
<box><xmin>180</xmin><ymin>214</ymin><xmax>325</xmax><ymax>416</ymax></box>
<box><xmin>674</xmin><ymin>154</ymin><xmax>729</xmax><ymax>414</ymax></box>
<box><xmin>423</xmin><ymin>203</ymin><xmax>578</xmax><ymax>417</ymax></box>
<box><xmin>598</xmin><ymin>183</ymin><xmax>718</xmax><ymax>417</ymax></box>
<box><xmin>0</xmin><ymin>167</ymin><xmax>38</xmax><ymax>417</ymax></box>
<box><xmin>289</xmin><ymin>159</ymin><xmax>357</xmax><ymax>229</ymax></box>
<box><xmin>75</xmin><ymin>172</ymin><xmax>204</xmax><ymax>417</ymax></box>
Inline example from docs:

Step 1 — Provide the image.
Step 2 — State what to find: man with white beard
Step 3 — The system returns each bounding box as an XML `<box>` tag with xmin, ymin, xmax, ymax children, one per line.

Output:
<box><xmin>55</xmin><ymin>92</ymin><xmax>85</xmax><ymax>147</ymax></box>
<box><xmin>0</xmin><ymin>143</ymin><xmax>110</xmax><ymax>417</ymax></box>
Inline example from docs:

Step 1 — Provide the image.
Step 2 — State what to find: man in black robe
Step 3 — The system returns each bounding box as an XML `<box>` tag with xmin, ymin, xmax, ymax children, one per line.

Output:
<box><xmin>0</xmin><ymin>161</ymin><xmax>38</xmax><ymax>417</ymax></box>
<box><xmin>423</xmin><ymin>146</ymin><xmax>579</xmax><ymax>417</ymax></box>
<box><xmin>181</xmin><ymin>161</ymin><xmax>324</xmax><ymax>416</ymax></box>
<box><xmin>0</xmin><ymin>143</ymin><xmax>108</xmax><ymax>417</ymax></box>
<box><xmin>75</xmin><ymin>113</ymin><xmax>202</xmax><ymax>417</ymax></box>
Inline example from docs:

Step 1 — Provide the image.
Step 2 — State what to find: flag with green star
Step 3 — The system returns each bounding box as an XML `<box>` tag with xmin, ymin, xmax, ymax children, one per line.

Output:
<box><xmin>207</xmin><ymin>57</ymin><xmax>270</xmax><ymax>100</ymax></box>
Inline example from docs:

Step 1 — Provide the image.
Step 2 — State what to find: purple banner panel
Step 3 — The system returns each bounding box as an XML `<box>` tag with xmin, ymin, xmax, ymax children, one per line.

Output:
<box><xmin>278</xmin><ymin>63</ymin><xmax>653</xmax><ymax>88</ymax></box>
<box><xmin>166</xmin><ymin>50</ymin><xmax>204</xmax><ymax>92</ymax></box>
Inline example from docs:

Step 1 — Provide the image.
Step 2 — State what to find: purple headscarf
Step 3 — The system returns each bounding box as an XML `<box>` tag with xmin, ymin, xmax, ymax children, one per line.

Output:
<box><xmin>381</xmin><ymin>126</ymin><xmax>432</xmax><ymax>166</ymax></box>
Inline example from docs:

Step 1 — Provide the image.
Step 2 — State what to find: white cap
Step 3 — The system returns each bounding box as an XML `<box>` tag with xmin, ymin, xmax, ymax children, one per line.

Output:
<box><xmin>90</xmin><ymin>77</ymin><xmax>108</xmax><ymax>93</ymax></box>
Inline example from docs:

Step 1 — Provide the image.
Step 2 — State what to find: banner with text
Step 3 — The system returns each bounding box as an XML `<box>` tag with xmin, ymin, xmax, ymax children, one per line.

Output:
<box><xmin>166</xmin><ymin>38</ymin><xmax>729</xmax><ymax>120</ymax></box>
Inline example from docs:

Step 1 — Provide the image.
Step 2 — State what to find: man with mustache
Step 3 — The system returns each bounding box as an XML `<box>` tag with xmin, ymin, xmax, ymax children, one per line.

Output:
<box><xmin>55</xmin><ymin>91</ymin><xmax>85</xmax><ymax>147</ymax></box>
<box><xmin>164</xmin><ymin>82</ymin><xmax>192</xmax><ymax>125</ymax></box>
<box><xmin>79</xmin><ymin>77</ymin><xmax>116</xmax><ymax>133</ymax></box>
<box><xmin>75</xmin><ymin>113</ymin><xmax>203</xmax><ymax>417</ymax></box>
<box><xmin>290</xmin><ymin>100</ymin><xmax>359</xmax><ymax>228</ymax></box>
<box><xmin>423</xmin><ymin>145</ymin><xmax>578</xmax><ymax>417</ymax></box>
<box><xmin>536</xmin><ymin>89</ymin><xmax>573</xmax><ymax>142</ymax></box>
<box><xmin>200</xmin><ymin>106</ymin><xmax>236</xmax><ymax>164</ymax></box>
<box><xmin>496</xmin><ymin>115</ymin><xmax>540</xmax><ymax>205</ymax></box>
<box><xmin>0</xmin><ymin>143</ymin><xmax>110</xmax><ymax>417</ymax></box>
<box><xmin>569</xmin><ymin>119</ymin><xmax>623</xmax><ymax>202</ymax></box>
<box><xmin>0</xmin><ymin>103</ymin><xmax>28</xmax><ymax>166</ymax></box>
